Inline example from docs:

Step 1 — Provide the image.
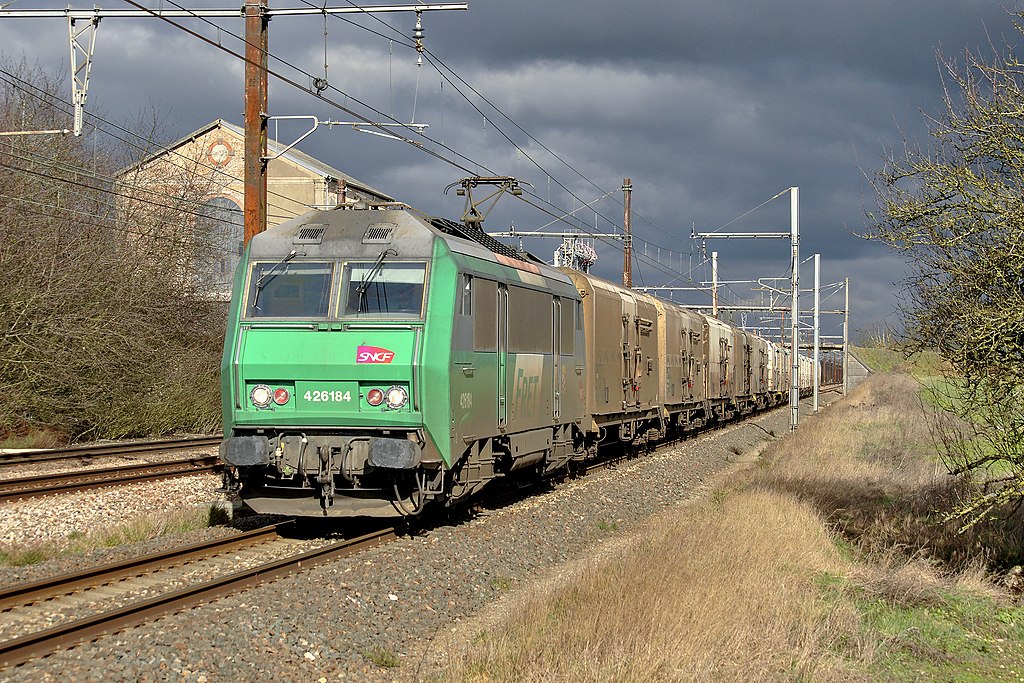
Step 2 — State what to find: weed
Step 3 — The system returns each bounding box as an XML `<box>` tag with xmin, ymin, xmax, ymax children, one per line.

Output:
<box><xmin>595</xmin><ymin>520</ymin><xmax>619</xmax><ymax>532</ymax></box>
<box><xmin>363</xmin><ymin>647</ymin><xmax>401</xmax><ymax>668</ymax></box>
<box><xmin>489</xmin><ymin>575</ymin><xmax>512</xmax><ymax>591</ymax></box>
<box><xmin>709</xmin><ymin>488</ymin><xmax>728</xmax><ymax>506</ymax></box>
<box><xmin>0</xmin><ymin>427</ymin><xmax>67</xmax><ymax>450</ymax></box>
<box><xmin>0</xmin><ymin>548</ymin><xmax>49</xmax><ymax>566</ymax></box>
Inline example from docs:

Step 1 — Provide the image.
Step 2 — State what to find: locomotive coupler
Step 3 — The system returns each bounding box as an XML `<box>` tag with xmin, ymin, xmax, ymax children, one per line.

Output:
<box><xmin>316</xmin><ymin>446</ymin><xmax>336</xmax><ymax>515</ymax></box>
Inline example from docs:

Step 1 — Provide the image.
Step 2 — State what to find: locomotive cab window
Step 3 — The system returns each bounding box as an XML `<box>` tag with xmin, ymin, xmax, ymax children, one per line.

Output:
<box><xmin>245</xmin><ymin>261</ymin><xmax>334</xmax><ymax>318</ymax></box>
<box><xmin>342</xmin><ymin>262</ymin><xmax>427</xmax><ymax>318</ymax></box>
<box><xmin>461</xmin><ymin>274</ymin><xmax>473</xmax><ymax>316</ymax></box>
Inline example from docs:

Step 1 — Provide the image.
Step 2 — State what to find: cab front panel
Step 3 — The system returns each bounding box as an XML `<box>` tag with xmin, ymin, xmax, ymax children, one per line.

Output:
<box><xmin>231</xmin><ymin>325</ymin><xmax>421</xmax><ymax>430</ymax></box>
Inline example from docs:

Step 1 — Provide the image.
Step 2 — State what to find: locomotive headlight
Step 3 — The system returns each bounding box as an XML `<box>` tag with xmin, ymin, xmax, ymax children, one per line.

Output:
<box><xmin>385</xmin><ymin>385</ymin><xmax>409</xmax><ymax>410</ymax></box>
<box><xmin>250</xmin><ymin>384</ymin><xmax>273</xmax><ymax>408</ymax></box>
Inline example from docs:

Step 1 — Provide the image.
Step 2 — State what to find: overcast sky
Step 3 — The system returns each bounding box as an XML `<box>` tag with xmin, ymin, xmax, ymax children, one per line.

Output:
<box><xmin>2</xmin><ymin>0</ymin><xmax>1021</xmax><ymax>341</ymax></box>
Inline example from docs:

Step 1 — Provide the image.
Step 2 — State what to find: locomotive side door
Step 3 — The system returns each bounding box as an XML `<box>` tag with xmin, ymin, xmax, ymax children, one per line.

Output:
<box><xmin>497</xmin><ymin>284</ymin><xmax>508</xmax><ymax>430</ymax></box>
<box><xmin>552</xmin><ymin>297</ymin><xmax>561</xmax><ymax>421</ymax></box>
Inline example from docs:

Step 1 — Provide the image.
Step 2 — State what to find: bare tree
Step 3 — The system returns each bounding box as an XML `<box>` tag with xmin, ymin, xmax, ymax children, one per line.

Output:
<box><xmin>865</xmin><ymin>30</ymin><xmax>1024</xmax><ymax>526</ymax></box>
<box><xmin>0</xmin><ymin>57</ymin><xmax>224</xmax><ymax>442</ymax></box>
<box><xmin>855</xmin><ymin>319</ymin><xmax>899</xmax><ymax>349</ymax></box>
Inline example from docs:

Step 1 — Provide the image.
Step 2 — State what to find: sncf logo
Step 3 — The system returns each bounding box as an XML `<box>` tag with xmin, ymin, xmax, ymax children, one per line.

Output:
<box><xmin>356</xmin><ymin>345</ymin><xmax>396</xmax><ymax>364</ymax></box>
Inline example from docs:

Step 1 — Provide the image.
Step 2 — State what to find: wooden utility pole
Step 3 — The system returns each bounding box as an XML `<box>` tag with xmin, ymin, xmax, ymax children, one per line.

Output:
<box><xmin>711</xmin><ymin>251</ymin><xmax>719</xmax><ymax>317</ymax></box>
<box><xmin>243</xmin><ymin>0</ymin><xmax>269</xmax><ymax>246</ymax></box>
<box><xmin>622</xmin><ymin>177</ymin><xmax>632</xmax><ymax>288</ymax></box>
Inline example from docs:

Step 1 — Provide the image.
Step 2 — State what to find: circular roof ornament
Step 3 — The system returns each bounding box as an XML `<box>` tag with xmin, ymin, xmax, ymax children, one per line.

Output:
<box><xmin>207</xmin><ymin>138</ymin><xmax>235</xmax><ymax>168</ymax></box>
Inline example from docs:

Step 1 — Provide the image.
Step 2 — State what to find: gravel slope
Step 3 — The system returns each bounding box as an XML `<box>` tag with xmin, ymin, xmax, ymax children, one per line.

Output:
<box><xmin>1</xmin><ymin>397</ymin><xmax>834</xmax><ymax>682</ymax></box>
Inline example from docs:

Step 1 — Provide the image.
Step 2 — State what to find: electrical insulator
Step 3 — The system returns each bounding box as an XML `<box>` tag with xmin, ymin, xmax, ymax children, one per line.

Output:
<box><xmin>414</xmin><ymin>10</ymin><xmax>424</xmax><ymax>66</ymax></box>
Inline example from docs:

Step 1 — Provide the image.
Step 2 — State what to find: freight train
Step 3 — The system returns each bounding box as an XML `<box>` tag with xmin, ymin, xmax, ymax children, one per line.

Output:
<box><xmin>219</xmin><ymin>202</ymin><xmax>813</xmax><ymax>516</ymax></box>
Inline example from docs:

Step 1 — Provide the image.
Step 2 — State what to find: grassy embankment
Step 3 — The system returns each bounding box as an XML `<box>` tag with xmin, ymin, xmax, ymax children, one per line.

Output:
<box><xmin>439</xmin><ymin>348</ymin><xmax>1024</xmax><ymax>682</ymax></box>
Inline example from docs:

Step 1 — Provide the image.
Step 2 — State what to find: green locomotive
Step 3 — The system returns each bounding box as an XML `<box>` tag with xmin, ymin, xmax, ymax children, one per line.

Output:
<box><xmin>219</xmin><ymin>204</ymin><xmax>587</xmax><ymax>516</ymax></box>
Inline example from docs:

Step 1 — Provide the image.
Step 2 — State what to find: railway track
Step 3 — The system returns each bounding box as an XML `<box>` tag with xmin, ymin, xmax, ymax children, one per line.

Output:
<box><xmin>0</xmin><ymin>456</ymin><xmax>222</xmax><ymax>504</ymax></box>
<box><xmin>0</xmin><ymin>393</ymin><xmax>846</xmax><ymax>669</ymax></box>
<box><xmin>0</xmin><ymin>522</ymin><xmax>397</xmax><ymax>668</ymax></box>
<box><xmin>0</xmin><ymin>436</ymin><xmax>222</xmax><ymax>468</ymax></box>
<box><xmin>0</xmin><ymin>436</ymin><xmax>224</xmax><ymax>504</ymax></box>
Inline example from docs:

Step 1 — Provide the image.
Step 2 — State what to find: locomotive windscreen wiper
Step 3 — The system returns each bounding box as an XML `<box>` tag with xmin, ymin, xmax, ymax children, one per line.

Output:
<box><xmin>355</xmin><ymin>248</ymin><xmax>397</xmax><ymax>313</ymax></box>
<box><xmin>252</xmin><ymin>250</ymin><xmax>297</xmax><ymax>312</ymax></box>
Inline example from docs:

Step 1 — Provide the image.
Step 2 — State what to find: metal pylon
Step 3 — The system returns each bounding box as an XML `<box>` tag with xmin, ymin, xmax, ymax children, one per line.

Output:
<box><xmin>68</xmin><ymin>11</ymin><xmax>99</xmax><ymax>136</ymax></box>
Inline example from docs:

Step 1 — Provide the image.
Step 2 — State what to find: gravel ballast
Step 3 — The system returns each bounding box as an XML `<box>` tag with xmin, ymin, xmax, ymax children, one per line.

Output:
<box><xmin>0</xmin><ymin>398</ymin><xmax>833</xmax><ymax>682</ymax></box>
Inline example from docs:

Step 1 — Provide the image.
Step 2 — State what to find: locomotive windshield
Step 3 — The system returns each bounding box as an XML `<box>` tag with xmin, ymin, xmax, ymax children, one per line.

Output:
<box><xmin>245</xmin><ymin>261</ymin><xmax>333</xmax><ymax>318</ymax></box>
<box><xmin>342</xmin><ymin>261</ymin><xmax>426</xmax><ymax>318</ymax></box>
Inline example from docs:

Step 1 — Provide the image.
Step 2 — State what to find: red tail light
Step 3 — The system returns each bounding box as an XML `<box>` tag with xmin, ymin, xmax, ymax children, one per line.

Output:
<box><xmin>273</xmin><ymin>388</ymin><xmax>290</xmax><ymax>405</ymax></box>
<box><xmin>366</xmin><ymin>388</ymin><xmax>384</xmax><ymax>406</ymax></box>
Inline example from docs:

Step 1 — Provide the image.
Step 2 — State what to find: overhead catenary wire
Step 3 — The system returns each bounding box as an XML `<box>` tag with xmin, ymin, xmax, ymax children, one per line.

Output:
<box><xmin>311</xmin><ymin>1</ymin><xmax>683</xmax><ymax>240</ymax></box>
<box><xmin>0</xmin><ymin>68</ymin><xmax>301</xmax><ymax>221</ymax></box>
<box><xmin>121</xmin><ymin>0</ymin><xmax>700</xmax><ymax>285</ymax></box>
<box><xmin>100</xmin><ymin>0</ymin><xmax>695</xmax><ymax>285</ymax></box>
<box><xmin>0</xmin><ymin>192</ymin><xmax>242</xmax><ymax>255</ymax></box>
<box><xmin>4</xmin><ymin>1</ymin><xmax>713</xmax><ymax>290</ymax></box>
<box><xmin>120</xmin><ymin>0</ymin><xmax>484</xmax><ymax>176</ymax></box>
<box><xmin>284</xmin><ymin>0</ymin><xmax>700</xmax><ymax>268</ymax></box>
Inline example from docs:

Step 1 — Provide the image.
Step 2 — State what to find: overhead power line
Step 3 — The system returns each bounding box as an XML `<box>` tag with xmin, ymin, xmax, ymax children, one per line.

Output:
<box><xmin>1</xmin><ymin>2</ymin><xmax>707</xmax><ymax>288</ymax></box>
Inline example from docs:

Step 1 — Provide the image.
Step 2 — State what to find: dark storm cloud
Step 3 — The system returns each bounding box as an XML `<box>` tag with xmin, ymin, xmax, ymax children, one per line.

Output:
<box><xmin>1</xmin><ymin>0</ymin><xmax>1020</xmax><ymax>334</ymax></box>
<box><xmin>429</xmin><ymin>0</ymin><xmax>1014</xmax><ymax>81</ymax></box>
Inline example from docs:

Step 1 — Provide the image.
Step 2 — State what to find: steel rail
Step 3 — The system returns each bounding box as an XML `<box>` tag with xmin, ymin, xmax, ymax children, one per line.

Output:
<box><xmin>0</xmin><ymin>527</ymin><xmax>397</xmax><ymax>669</ymax></box>
<box><xmin>0</xmin><ymin>436</ymin><xmax>221</xmax><ymax>467</ymax></box>
<box><xmin>0</xmin><ymin>523</ymin><xmax>290</xmax><ymax>611</ymax></box>
<box><xmin>0</xmin><ymin>457</ymin><xmax>221</xmax><ymax>503</ymax></box>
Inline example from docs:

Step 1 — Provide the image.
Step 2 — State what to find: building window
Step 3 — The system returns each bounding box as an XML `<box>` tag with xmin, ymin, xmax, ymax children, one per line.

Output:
<box><xmin>196</xmin><ymin>196</ymin><xmax>243</xmax><ymax>293</ymax></box>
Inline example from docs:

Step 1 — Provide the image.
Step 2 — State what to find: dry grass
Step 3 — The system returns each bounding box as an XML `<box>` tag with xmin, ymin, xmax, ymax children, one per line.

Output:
<box><xmin>428</xmin><ymin>368</ymin><xmax>1024</xmax><ymax>683</ymax></box>
<box><xmin>443</xmin><ymin>490</ymin><xmax>868</xmax><ymax>683</ymax></box>
<box><xmin>751</xmin><ymin>374</ymin><xmax>1024</xmax><ymax>573</ymax></box>
<box><xmin>435</xmin><ymin>371</ymin><xmax>1024</xmax><ymax>682</ymax></box>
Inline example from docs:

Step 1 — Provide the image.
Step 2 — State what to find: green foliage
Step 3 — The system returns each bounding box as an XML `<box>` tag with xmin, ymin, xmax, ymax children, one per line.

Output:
<box><xmin>852</xmin><ymin>346</ymin><xmax>946</xmax><ymax>379</ymax></box>
<box><xmin>864</xmin><ymin>26</ymin><xmax>1024</xmax><ymax>527</ymax></box>
<box><xmin>857</xmin><ymin>589</ymin><xmax>1024</xmax><ymax>682</ymax></box>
